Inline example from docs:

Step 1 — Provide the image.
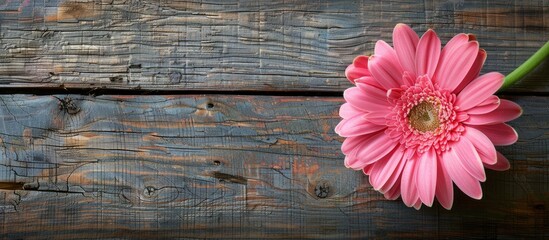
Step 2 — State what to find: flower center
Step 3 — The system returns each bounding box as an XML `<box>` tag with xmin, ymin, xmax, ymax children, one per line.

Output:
<box><xmin>385</xmin><ymin>75</ymin><xmax>465</xmax><ymax>155</ymax></box>
<box><xmin>408</xmin><ymin>101</ymin><xmax>439</xmax><ymax>132</ymax></box>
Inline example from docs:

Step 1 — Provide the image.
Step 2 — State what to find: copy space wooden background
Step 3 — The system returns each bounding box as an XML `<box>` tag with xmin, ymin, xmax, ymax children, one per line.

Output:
<box><xmin>0</xmin><ymin>0</ymin><xmax>547</xmax><ymax>238</ymax></box>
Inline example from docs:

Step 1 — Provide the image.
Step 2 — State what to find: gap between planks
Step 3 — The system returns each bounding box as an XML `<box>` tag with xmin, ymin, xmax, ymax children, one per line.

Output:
<box><xmin>0</xmin><ymin>86</ymin><xmax>546</xmax><ymax>97</ymax></box>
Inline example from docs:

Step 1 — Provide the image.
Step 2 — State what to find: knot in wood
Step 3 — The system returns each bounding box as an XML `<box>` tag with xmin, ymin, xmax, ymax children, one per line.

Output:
<box><xmin>314</xmin><ymin>182</ymin><xmax>330</xmax><ymax>198</ymax></box>
<box><xmin>143</xmin><ymin>186</ymin><xmax>157</xmax><ymax>197</ymax></box>
<box><xmin>57</xmin><ymin>97</ymin><xmax>81</xmax><ymax>115</ymax></box>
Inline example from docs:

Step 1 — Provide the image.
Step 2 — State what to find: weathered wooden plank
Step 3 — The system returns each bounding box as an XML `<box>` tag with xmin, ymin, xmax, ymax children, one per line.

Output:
<box><xmin>0</xmin><ymin>0</ymin><xmax>547</xmax><ymax>92</ymax></box>
<box><xmin>0</xmin><ymin>94</ymin><xmax>546</xmax><ymax>238</ymax></box>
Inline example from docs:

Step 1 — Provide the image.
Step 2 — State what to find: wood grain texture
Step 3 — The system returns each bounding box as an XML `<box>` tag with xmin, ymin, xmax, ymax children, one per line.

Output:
<box><xmin>0</xmin><ymin>94</ymin><xmax>546</xmax><ymax>239</ymax></box>
<box><xmin>0</xmin><ymin>0</ymin><xmax>547</xmax><ymax>92</ymax></box>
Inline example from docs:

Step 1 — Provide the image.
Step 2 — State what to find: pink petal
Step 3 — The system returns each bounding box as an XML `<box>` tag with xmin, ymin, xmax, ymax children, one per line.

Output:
<box><xmin>385</xmin><ymin>128</ymin><xmax>403</xmax><ymax>139</ymax></box>
<box><xmin>415</xmin><ymin>29</ymin><xmax>441</xmax><ymax>78</ymax></box>
<box><xmin>484</xmin><ymin>152</ymin><xmax>511</xmax><ymax>171</ymax></box>
<box><xmin>361</xmin><ymin>103</ymin><xmax>391</xmax><ymax>114</ymax></box>
<box><xmin>364</xmin><ymin>111</ymin><xmax>389</xmax><ymax>125</ymax></box>
<box><xmin>380</xmin><ymin>148</ymin><xmax>414</xmax><ymax>193</ymax></box>
<box><xmin>435</xmin><ymin>159</ymin><xmax>454</xmax><ymax>210</ymax></box>
<box><xmin>401</xmin><ymin>71</ymin><xmax>415</xmax><ymax>86</ymax></box>
<box><xmin>435</xmin><ymin>41</ymin><xmax>479</xmax><ymax>92</ymax></box>
<box><xmin>341</xmin><ymin>136</ymin><xmax>368</xmax><ymax>155</ymax></box>
<box><xmin>352</xmin><ymin>55</ymin><xmax>369</xmax><ymax>68</ymax></box>
<box><xmin>363</xmin><ymin>163</ymin><xmax>374</xmax><ymax>175</ymax></box>
<box><xmin>466</xmin><ymin>96</ymin><xmax>500</xmax><ymax>115</ymax></box>
<box><xmin>413</xmin><ymin>199</ymin><xmax>422</xmax><ymax>210</ymax></box>
<box><xmin>339</xmin><ymin>103</ymin><xmax>362</xmax><ymax>119</ymax></box>
<box><xmin>346</xmin><ymin>149</ymin><xmax>384</xmax><ymax>171</ymax></box>
<box><xmin>495</xmin><ymin>99</ymin><xmax>522</xmax><ymax>121</ymax></box>
<box><xmin>354</xmin><ymin>131</ymin><xmax>398</xmax><ymax>167</ymax></box>
<box><xmin>345</xmin><ymin>145</ymin><xmax>377</xmax><ymax>170</ymax></box>
<box><xmin>465</xmin><ymin>127</ymin><xmax>497</xmax><ymax>165</ymax></box>
<box><xmin>456</xmin><ymin>72</ymin><xmax>504</xmax><ymax>111</ymax></box>
<box><xmin>416</xmin><ymin>148</ymin><xmax>437</xmax><ymax>207</ymax></box>
<box><xmin>368</xmin><ymin>55</ymin><xmax>404</xmax><ymax>90</ymax></box>
<box><xmin>335</xmin><ymin>114</ymin><xmax>386</xmax><ymax>137</ymax></box>
<box><xmin>456</xmin><ymin>112</ymin><xmax>469</xmax><ymax>122</ymax></box>
<box><xmin>344</xmin><ymin>154</ymin><xmax>359</xmax><ymax>169</ymax></box>
<box><xmin>369</xmin><ymin>146</ymin><xmax>405</xmax><ymax>192</ymax></box>
<box><xmin>368</xmin><ymin>156</ymin><xmax>393</xmax><ymax>193</ymax></box>
<box><xmin>401</xmin><ymin>158</ymin><xmax>419</xmax><ymax>207</ymax></box>
<box><xmin>442</xmin><ymin>151</ymin><xmax>483</xmax><ymax>200</ymax></box>
<box><xmin>345</xmin><ymin>55</ymin><xmax>370</xmax><ymax>83</ymax></box>
<box><xmin>465</xmin><ymin>99</ymin><xmax>522</xmax><ymax>125</ymax></box>
<box><xmin>375</xmin><ymin>40</ymin><xmax>398</xmax><ymax>61</ymax></box>
<box><xmin>476</xmin><ymin>95</ymin><xmax>500</xmax><ymax>107</ymax></box>
<box><xmin>368</xmin><ymin>156</ymin><xmax>387</xmax><ymax>190</ymax></box>
<box><xmin>451</xmin><ymin>137</ymin><xmax>486</xmax><ymax>182</ymax></box>
<box><xmin>393</xmin><ymin>23</ymin><xmax>419</xmax><ymax>78</ymax></box>
<box><xmin>343</xmin><ymin>87</ymin><xmax>371</xmax><ymax>112</ymax></box>
<box><xmin>438</xmin><ymin>33</ymin><xmax>469</xmax><ymax>70</ymax></box>
<box><xmin>356</xmin><ymin>82</ymin><xmax>392</xmax><ymax>111</ymax></box>
<box><xmin>471</xmin><ymin>123</ymin><xmax>518</xmax><ymax>146</ymax></box>
<box><xmin>383</xmin><ymin>178</ymin><xmax>401</xmax><ymax>200</ymax></box>
<box><xmin>354</xmin><ymin>76</ymin><xmax>384</xmax><ymax>89</ymax></box>
<box><xmin>374</xmin><ymin>40</ymin><xmax>405</xmax><ymax>86</ymax></box>
<box><xmin>443</xmin><ymin>34</ymin><xmax>469</xmax><ymax>52</ymax></box>
<box><xmin>387</xmin><ymin>88</ymin><xmax>403</xmax><ymax>101</ymax></box>
<box><xmin>467</xmin><ymin>34</ymin><xmax>477</xmax><ymax>41</ymax></box>
<box><xmin>454</xmin><ymin>49</ymin><xmax>487</xmax><ymax>93</ymax></box>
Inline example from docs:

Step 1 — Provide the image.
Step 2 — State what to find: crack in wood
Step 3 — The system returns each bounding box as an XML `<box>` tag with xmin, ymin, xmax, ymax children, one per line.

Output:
<box><xmin>211</xmin><ymin>171</ymin><xmax>248</xmax><ymax>185</ymax></box>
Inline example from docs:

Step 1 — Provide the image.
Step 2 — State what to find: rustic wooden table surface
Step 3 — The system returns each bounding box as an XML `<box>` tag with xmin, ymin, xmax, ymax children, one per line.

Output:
<box><xmin>0</xmin><ymin>0</ymin><xmax>547</xmax><ymax>239</ymax></box>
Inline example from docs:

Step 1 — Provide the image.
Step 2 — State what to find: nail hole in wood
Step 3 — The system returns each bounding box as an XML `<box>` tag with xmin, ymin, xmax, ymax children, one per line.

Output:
<box><xmin>128</xmin><ymin>64</ymin><xmax>141</xmax><ymax>69</ymax></box>
<box><xmin>109</xmin><ymin>76</ymin><xmax>124</xmax><ymax>83</ymax></box>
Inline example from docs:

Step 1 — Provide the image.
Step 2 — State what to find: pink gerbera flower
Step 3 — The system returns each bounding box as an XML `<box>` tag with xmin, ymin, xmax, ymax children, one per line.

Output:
<box><xmin>335</xmin><ymin>24</ymin><xmax>522</xmax><ymax>209</ymax></box>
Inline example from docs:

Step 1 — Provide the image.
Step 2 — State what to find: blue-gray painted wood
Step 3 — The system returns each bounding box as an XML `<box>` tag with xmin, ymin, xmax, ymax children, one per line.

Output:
<box><xmin>0</xmin><ymin>0</ymin><xmax>547</xmax><ymax>238</ymax></box>
<box><xmin>0</xmin><ymin>0</ymin><xmax>547</xmax><ymax>92</ymax></box>
<box><xmin>0</xmin><ymin>94</ymin><xmax>546</xmax><ymax>238</ymax></box>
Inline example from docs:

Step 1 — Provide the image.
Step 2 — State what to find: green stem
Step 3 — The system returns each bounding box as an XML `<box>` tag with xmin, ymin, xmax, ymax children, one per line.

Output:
<box><xmin>501</xmin><ymin>41</ymin><xmax>549</xmax><ymax>90</ymax></box>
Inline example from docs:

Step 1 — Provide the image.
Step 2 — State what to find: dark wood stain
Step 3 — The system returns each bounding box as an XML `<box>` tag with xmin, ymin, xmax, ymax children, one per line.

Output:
<box><xmin>0</xmin><ymin>182</ymin><xmax>25</xmax><ymax>190</ymax></box>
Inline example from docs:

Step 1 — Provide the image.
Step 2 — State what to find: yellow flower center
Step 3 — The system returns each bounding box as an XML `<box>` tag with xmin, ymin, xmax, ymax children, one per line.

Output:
<box><xmin>408</xmin><ymin>101</ymin><xmax>440</xmax><ymax>132</ymax></box>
